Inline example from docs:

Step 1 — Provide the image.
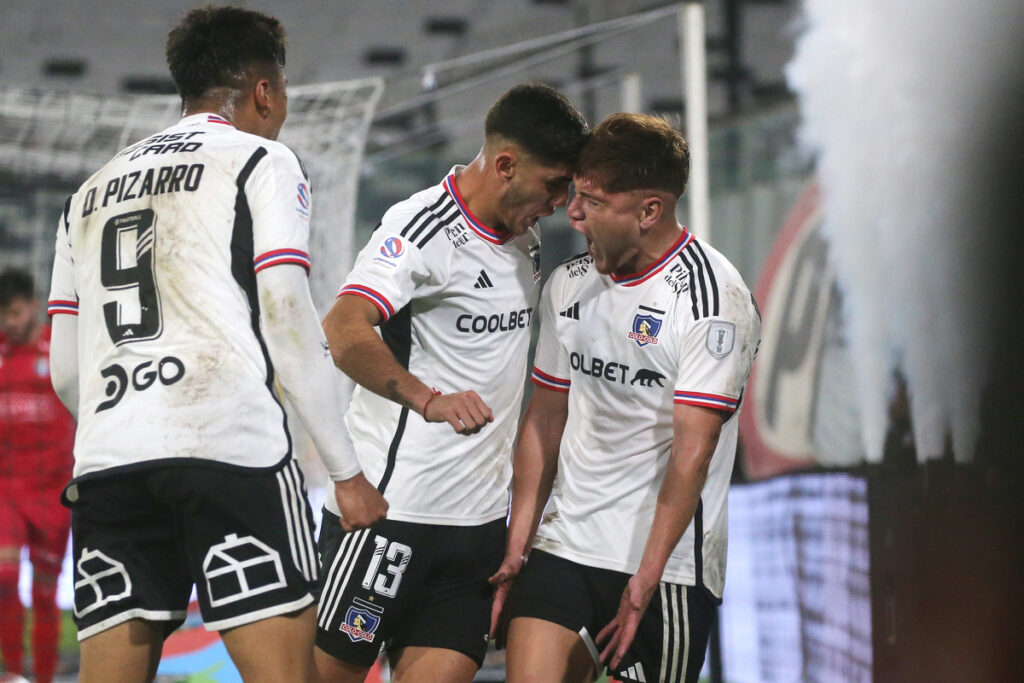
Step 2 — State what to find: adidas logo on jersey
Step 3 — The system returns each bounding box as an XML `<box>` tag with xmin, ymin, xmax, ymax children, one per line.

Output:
<box><xmin>618</xmin><ymin>662</ymin><xmax>647</xmax><ymax>682</ymax></box>
<box><xmin>559</xmin><ymin>302</ymin><xmax>580</xmax><ymax>319</ymax></box>
<box><xmin>473</xmin><ymin>269</ymin><xmax>494</xmax><ymax>289</ymax></box>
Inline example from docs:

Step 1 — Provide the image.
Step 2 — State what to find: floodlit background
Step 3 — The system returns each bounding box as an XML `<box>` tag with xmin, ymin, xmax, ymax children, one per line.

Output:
<box><xmin>2</xmin><ymin>1</ymin><xmax>1021</xmax><ymax>681</ymax></box>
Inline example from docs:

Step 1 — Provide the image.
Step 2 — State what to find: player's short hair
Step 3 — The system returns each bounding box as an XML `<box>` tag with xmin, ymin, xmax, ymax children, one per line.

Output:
<box><xmin>166</xmin><ymin>5</ymin><xmax>287</xmax><ymax>102</ymax></box>
<box><xmin>0</xmin><ymin>268</ymin><xmax>35</xmax><ymax>306</ymax></box>
<box><xmin>485</xmin><ymin>83</ymin><xmax>590</xmax><ymax>168</ymax></box>
<box><xmin>577</xmin><ymin>113</ymin><xmax>690</xmax><ymax>197</ymax></box>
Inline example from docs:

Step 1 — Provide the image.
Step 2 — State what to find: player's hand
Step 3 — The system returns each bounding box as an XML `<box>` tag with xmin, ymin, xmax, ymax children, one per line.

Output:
<box><xmin>422</xmin><ymin>390</ymin><xmax>493</xmax><ymax>435</ymax></box>
<box><xmin>595</xmin><ymin>572</ymin><xmax>658</xmax><ymax>670</ymax></box>
<box><xmin>488</xmin><ymin>553</ymin><xmax>525</xmax><ymax>647</ymax></box>
<box><xmin>333</xmin><ymin>473</ymin><xmax>388</xmax><ymax>532</ymax></box>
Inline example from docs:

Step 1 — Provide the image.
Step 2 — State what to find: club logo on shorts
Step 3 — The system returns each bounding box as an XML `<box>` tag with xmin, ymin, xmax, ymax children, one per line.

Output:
<box><xmin>706</xmin><ymin>321</ymin><xmax>735</xmax><ymax>359</ymax></box>
<box><xmin>73</xmin><ymin>548</ymin><xmax>132</xmax><ymax>618</ymax></box>
<box><xmin>629</xmin><ymin>305</ymin><xmax>665</xmax><ymax>347</ymax></box>
<box><xmin>380</xmin><ymin>237</ymin><xmax>404</xmax><ymax>259</ymax></box>
<box><xmin>341</xmin><ymin>597</ymin><xmax>383</xmax><ymax>643</ymax></box>
<box><xmin>296</xmin><ymin>182</ymin><xmax>310</xmax><ymax>218</ymax></box>
<box><xmin>203</xmin><ymin>533</ymin><xmax>286</xmax><ymax>607</ymax></box>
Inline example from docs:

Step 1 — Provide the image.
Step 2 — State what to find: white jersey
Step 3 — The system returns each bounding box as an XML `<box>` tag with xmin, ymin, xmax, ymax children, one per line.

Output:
<box><xmin>530</xmin><ymin>229</ymin><xmax>760</xmax><ymax>596</ymax></box>
<box><xmin>49</xmin><ymin>113</ymin><xmax>314</xmax><ymax>479</ymax></box>
<box><xmin>327</xmin><ymin>168</ymin><xmax>540</xmax><ymax>525</ymax></box>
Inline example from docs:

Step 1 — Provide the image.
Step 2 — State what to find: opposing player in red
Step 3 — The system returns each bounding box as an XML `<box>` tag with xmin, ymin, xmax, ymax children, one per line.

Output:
<box><xmin>0</xmin><ymin>269</ymin><xmax>75</xmax><ymax>683</ymax></box>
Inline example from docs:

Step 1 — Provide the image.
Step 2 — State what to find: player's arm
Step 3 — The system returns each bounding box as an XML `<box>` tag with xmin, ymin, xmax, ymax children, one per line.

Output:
<box><xmin>48</xmin><ymin>201</ymin><xmax>80</xmax><ymax>418</ymax></box>
<box><xmin>488</xmin><ymin>384</ymin><xmax>568</xmax><ymax>639</ymax></box>
<box><xmin>497</xmin><ymin>385</ymin><xmax>568</xmax><ymax>575</ymax></box>
<box><xmin>49</xmin><ymin>313</ymin><xmax>79</xmax><ymax>418</ymax></box>
<box><xmin>322</xmin><ymin>293</ymin><xmax>493</xmax><ymax>435</ymax></box>
<box><xmin>596</xmin><ymin>403</ymin><xmax>726</xmax><ymax>668</ymax></box>
<box><xmin>256</xmin><ymin>264</ymin><xmax>388</xmax><ymax>531</ymax></box>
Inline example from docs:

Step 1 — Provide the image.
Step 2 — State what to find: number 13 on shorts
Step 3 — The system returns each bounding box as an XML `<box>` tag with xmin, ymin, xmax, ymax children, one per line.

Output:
<box><xmin>361</xmin><ymin>535</ymin><xmax>412</xmax><ymax>598</ymax></box>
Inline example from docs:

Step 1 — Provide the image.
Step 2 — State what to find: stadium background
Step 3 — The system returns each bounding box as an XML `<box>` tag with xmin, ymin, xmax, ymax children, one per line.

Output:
<box><xmin>1</xmin><ymin>1</ymin><xmax>1021</xmax><ymax>681</ymax></box>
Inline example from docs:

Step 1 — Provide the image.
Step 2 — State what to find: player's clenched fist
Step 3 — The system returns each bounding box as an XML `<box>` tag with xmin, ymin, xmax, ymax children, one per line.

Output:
<box><xmin>422</xmin><ymin>390</ymin><xmax>494</xmax><ymax>435</ymax></box>
<box><xmin>334</xmin><ymin>472</ymin><xmax>389</xmax><ymax>531</ymax></box>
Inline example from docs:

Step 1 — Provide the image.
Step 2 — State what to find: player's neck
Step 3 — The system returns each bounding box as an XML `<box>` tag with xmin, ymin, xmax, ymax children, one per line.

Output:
<box><xmin>180</xmin><ymin>93</ymin><xmax>239</xmax><ymax>127</ymax></box>
<box><xmin>451</xmin><ymin>162</ymin><xmax>501</xmax><ymax>229</ymax></box>
<box><xmin>622</xmin><ymin>223</ymin><xmax>686</xmax><ymax>275</ymax></box>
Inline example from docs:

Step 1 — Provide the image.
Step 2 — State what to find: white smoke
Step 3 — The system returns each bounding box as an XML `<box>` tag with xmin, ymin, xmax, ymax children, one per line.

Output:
<box><xmin>786</xmin><ymin>1</ymin><xmax>1023</xmax><ymax>462</ymax></box>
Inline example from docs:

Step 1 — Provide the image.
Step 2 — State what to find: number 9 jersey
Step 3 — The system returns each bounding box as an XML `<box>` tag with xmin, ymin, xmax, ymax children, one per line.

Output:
<box><xmin>48</xmin><ymin>113</ymin><xmax>313</xmax><ymax>479</ymax></box>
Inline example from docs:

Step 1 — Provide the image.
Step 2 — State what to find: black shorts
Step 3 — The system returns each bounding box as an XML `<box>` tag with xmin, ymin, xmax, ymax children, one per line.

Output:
<box><xmin>508</xmin><ymin>549</ymin><xmax>715</xmax><ymax>683</ymax></box>
<box><xmin>64</xmin><ymin>459</ymin><xmax>318</xmax><ymax>641</ymax></box>
<box><xmin>315</xmin><ymin>512</ymin><xmax>504</xmax><ymax>668</ymax></box>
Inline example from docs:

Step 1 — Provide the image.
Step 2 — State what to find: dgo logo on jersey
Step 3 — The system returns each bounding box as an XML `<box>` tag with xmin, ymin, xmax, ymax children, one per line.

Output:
<box><xmin>296</xmin><ymin>182</ymin><xmax>310</xmax><ymax>218</ymax></box>
<box><xmin>628</xmin><ymin>305</ymin><xmax>665</xmax><ymax>346</ymax></box>
<box><xmin>380</xmin><ymin>237</ymin><xmax>404</xmax><ymax>259</ymax></box>
<box><xmin>341</xmin><ymin>597</ymin><xmax>383</xmax><ymax>643</ymax></box>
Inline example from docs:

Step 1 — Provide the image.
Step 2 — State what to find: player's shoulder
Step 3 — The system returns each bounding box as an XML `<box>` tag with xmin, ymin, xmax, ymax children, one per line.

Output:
<box><xmin>679</xmin><ymin>237</ymin><xmax>756</xmax><ymax>323</ymax></box>
<box><xmin>686</xmin><ymin>237</ymin><xmax>743</xmax><ymax>280</ymax></box>
<box><xmin>376</xmin><ymin>182</ymin><xmax>453</xmax><ymax>243</ymax></box>
<box><xmin>554</xmin><ymin>250</ymin><xmax>594</xmax><ymax>282</ymax></box>
<box><xmin>543</xmin><ymin>249</ymin><xmax>593</xmax><ymax>302</ymax></box>
<box><xmin>240</xmin><ymin>135</ymin><xmax>306</xmax><ymax>179</ymax></box>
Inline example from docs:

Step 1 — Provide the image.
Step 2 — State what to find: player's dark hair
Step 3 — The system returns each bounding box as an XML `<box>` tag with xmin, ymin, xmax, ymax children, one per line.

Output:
<box><xmin>578</xmin><ymin>113</ymin><xmax>690</xmax><ymax>197</ymax></box>
<box><xmin>166</xmin><ymin>5</ymin><xmax>287</xmax><ymax>102</ymax></box>
<box><xmin>485</xmin><ymin>83</ymin><xmax>590</xmax><ymax>168</ymax></box>
<box><xmin>0</xmin><ymin>268</ymin><xmax>35</xmax><ymax>306</ymax></box>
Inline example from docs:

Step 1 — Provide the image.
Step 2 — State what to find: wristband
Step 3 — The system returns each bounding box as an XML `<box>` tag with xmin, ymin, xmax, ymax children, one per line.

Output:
<box><xmin>421</xmin><ymin>388</ymin><xmax>442</xmax><ymax>416</ymax></box>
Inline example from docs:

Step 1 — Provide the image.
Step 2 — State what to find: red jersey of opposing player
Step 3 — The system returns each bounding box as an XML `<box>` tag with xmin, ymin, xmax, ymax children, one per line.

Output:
<box><xmin>0</xmin><ymin>324</ymin><xmax>74</xmax><ymax>496</ymax></box>
<box><xmin>0</xmin><ymin>322</ymin><xmax>74</xmax><ymax>683</ymax></box>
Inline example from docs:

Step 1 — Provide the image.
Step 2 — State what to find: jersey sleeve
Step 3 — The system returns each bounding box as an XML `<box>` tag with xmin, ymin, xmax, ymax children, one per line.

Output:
<box><xmin>530</xmin><ymin>272</ymin><xmax>571</xmax><ymax>392</ymax></box>
<box><xmin>47</xmin><ymin>197</ymin><xmax>79</xmax><ymax>316</ymax></box>
<box><xmin>246</xmin><ymin>144</ymin><xmax>313</xmax><ymax>275</ymax></box>
<box><xmin>673</xmin><ymin>284</ymin><xmax>760</xmax><ymax>413</ymax></box>
<box><xmin>336</xmin><ymin>204</ymin><xmax>442</xmax><ymax>322</ymax></box>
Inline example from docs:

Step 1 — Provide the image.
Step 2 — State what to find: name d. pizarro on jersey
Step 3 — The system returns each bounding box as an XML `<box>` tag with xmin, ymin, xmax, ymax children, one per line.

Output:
<box><xmin>82</xmin><ymin>163</ymin><xmax>205</xmax><ymax>216</ymax></box>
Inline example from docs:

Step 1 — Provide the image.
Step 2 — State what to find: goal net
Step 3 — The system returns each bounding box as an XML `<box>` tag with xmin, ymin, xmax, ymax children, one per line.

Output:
<box><xmin>0</xmin><ymin>77</ymin><xmax>383</xmax><ymax>313</ymax></box>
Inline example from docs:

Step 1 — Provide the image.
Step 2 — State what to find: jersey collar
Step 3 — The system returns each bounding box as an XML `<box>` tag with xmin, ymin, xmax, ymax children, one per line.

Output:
<box><xmin>178</xmin><ymin>113</ymin><xmax>235</xmax><ymax>128</ymax></box>
<box><xmin>609</xmin><ymin>229</ymin><xmax>694</xmax><ymax>287</ymax></box>
<box><xmin>443</xmin><ymin>173</ymin><xmax>512</xmax><ymax>245</ymax></box>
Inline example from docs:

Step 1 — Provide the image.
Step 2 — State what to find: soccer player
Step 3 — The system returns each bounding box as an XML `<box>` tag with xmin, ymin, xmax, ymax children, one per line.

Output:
<box><xmin>493</xmin><ymin>113</ymin><xmax>761</xmax><ymax>683</ymax></box>
<box><xmin>0</xmin><ymin>269</ymin><xmax>75</xmax><ymax>683</ymax></box>
<box><xmin>316</xmin><ymin>84</ymin><xmax>589</xmax><ymax>682</ymax></box>
<box><xmin>46</xmin><ymin>7</ymin><xmax>386</xmax><ymax>682</ymax></box>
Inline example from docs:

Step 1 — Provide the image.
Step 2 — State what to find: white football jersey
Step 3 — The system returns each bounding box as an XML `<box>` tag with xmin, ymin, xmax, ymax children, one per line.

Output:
<box><xmin>49</xmin><ymin>113</ymin><xmax>314</xmax><ymax>479</ymax></box>
<box><xmin>327</xmin><ymin>169</ymin><xmax>541</xmax><ymax>525</ymax></box>
<box><xmin>530</xmin><ymin>229</ymin><xmax>760</xmax><ymax>596</ymax></box>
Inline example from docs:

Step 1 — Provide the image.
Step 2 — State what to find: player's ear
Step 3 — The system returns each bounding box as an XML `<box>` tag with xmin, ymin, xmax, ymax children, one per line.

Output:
<box><xmin>639</xmin><ymin>195</ymin><xmax>663</xmax><ymax>229</ymax></box>
<box><xmin>252</xmin><ymin>78</ymin><xmax>273</xmax><ymax>117</ymax></box>
<box><xmin>494</xmin><ymin>150</ymin><xmax>516</xmax><ymax>182</ymax></box>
